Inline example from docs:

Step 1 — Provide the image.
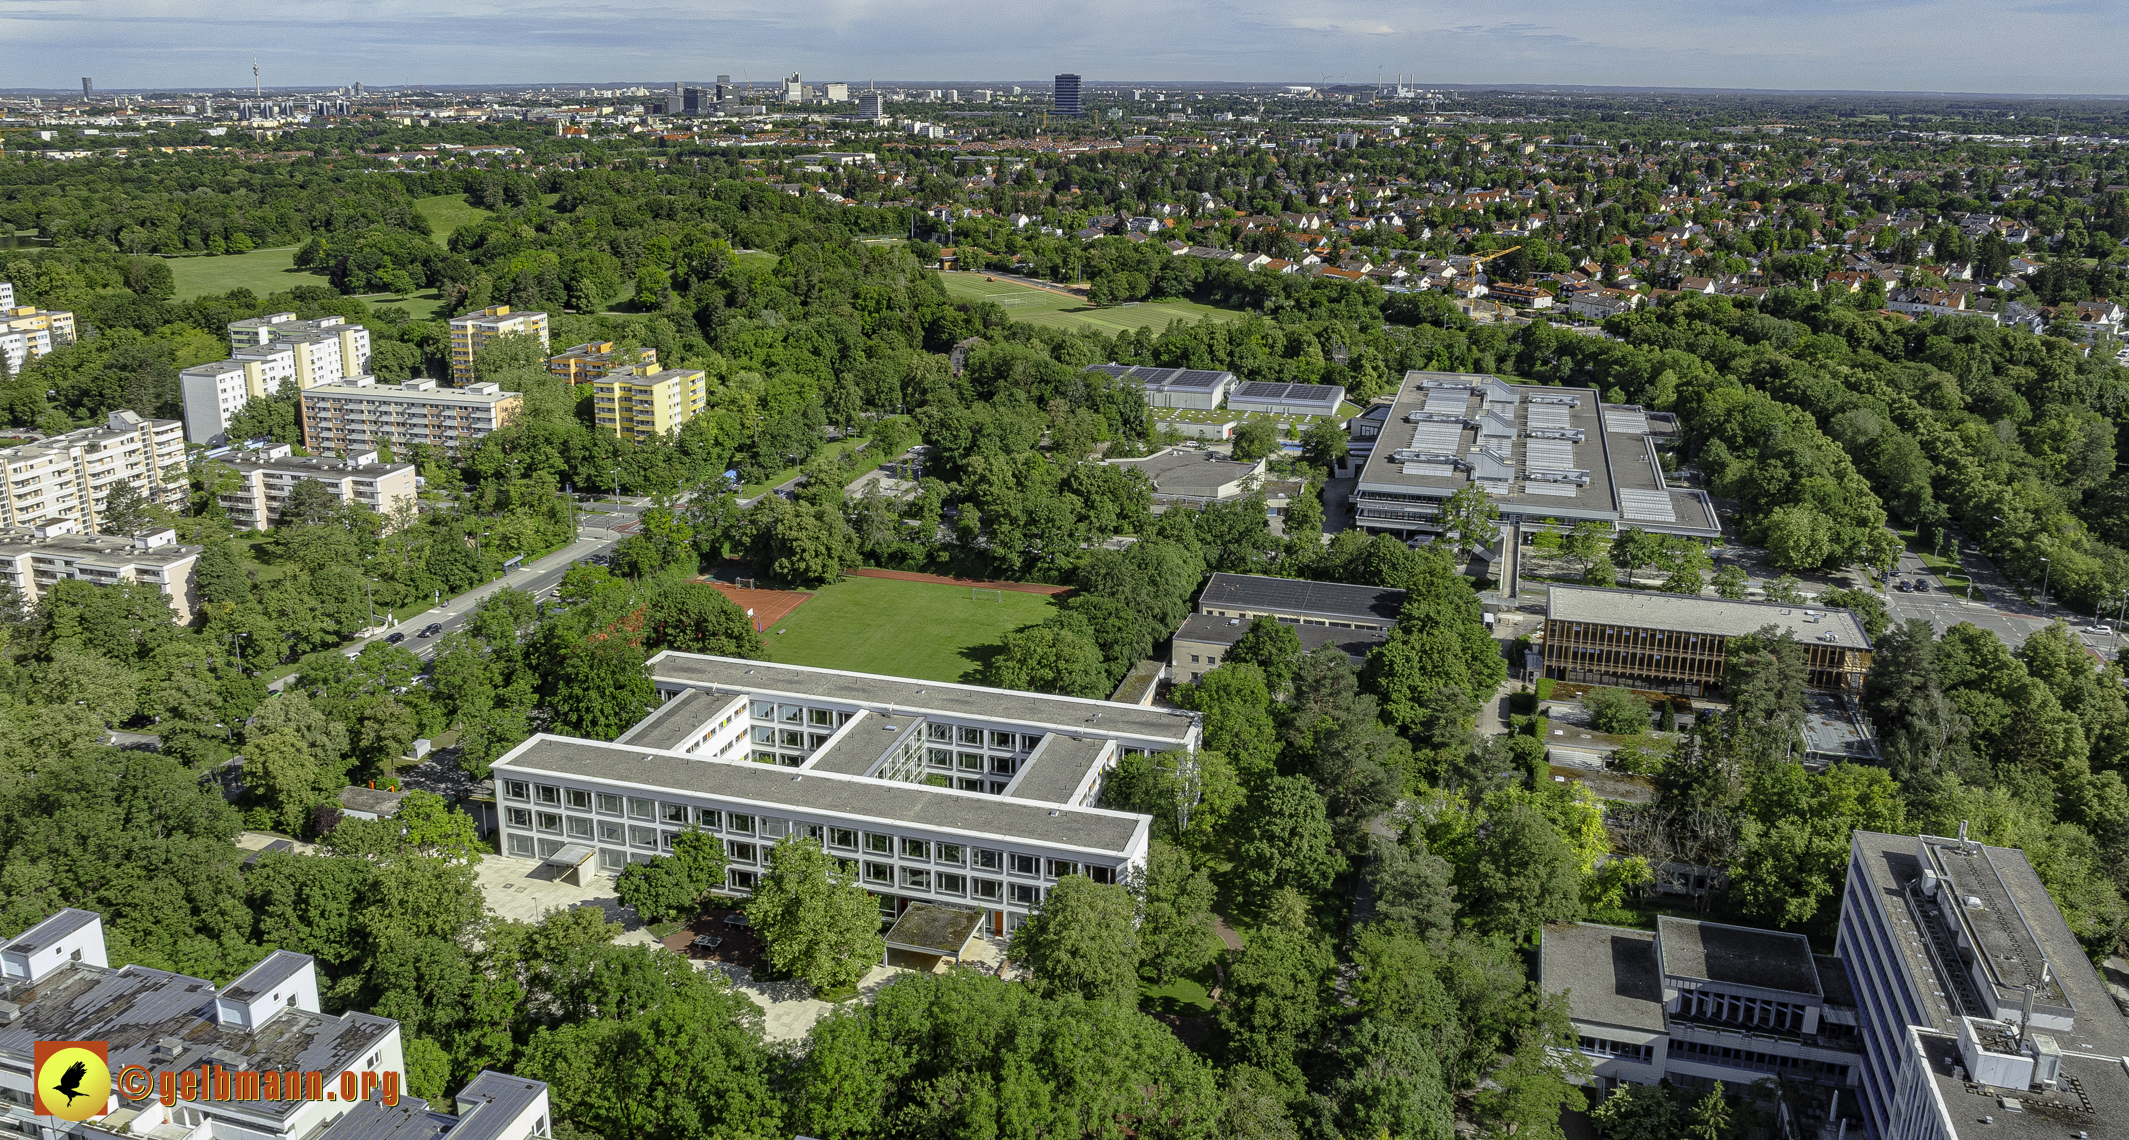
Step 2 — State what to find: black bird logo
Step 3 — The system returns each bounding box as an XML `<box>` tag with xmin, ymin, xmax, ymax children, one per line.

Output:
<box><xmin>52</xmin><ymin>1060</ymin><xmax>89</xmax><ymax>1105</ymax></box>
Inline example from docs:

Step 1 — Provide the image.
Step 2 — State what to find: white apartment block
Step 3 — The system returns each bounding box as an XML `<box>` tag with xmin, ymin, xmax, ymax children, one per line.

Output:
<box><xmin>301</xmin><ymin>378</ymin><xmax>523</xmax><ymax>458</ymax></box>
<box><xmin>184</xmin><ymin>321</ymin><xmax>368</xmax><ymax>444</ymax></box>
<box><xmin>492</xmin><ymin>653</ymin><xmax>1199</xmax><ymax>936</ymax></box>
<box><xmin>228</xmin><ymin>312</ymin><xmax>373</xmax><ymax>375</ymax></box>
<box><xmin>0</xmin><ymin>521</ymin><xmax>203</xmax><ymax>622</ymax></box>
<box><xmin>0</xmin><ymin>329</ymin><xmax>32</xmax><ymax>376</ymax></box>
<box><xmin>212</xmin><ymin>443</ymin><xmax>419</xmax><ymax>531</ymax></box>
<box><xmin>0</xmin><ymin>410</ymin><xmax>188</xmax><ymax>533</ymax></box>
<box><xmin>0</xmin><ymin>282</ymin><xmax>13</xmax><ymax>308</ymax></box>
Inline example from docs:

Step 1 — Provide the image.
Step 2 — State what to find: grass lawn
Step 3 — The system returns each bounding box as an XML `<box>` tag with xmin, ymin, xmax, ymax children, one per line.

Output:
<box><xmin>167</xmin><ymin>247</ymin><xmax>319</xmax><ymax>299</ymax></box>
<box><xmin>735</xmin><ymin>250</ymin><xmax>779</xmax><ymax>270</ymax></box>
<box><xmin>356</xmin><ymin>291</ymin><xmax>452</xmax><ymax>322</ymax></box>
<box><xmin>412</xmin><ymin>194</ymin><xmax>492</xmax><ymax>245</ymax></box>
<box><xmin>759</xmin><ymin>575</ymin><xmax>1058</xmax><ymax>682</ymax></box>
<box><xmin>1137</xmin><ymin>926</ymin><xmax>1230</xmax><ymax>1017</ymax></box>
<box><xmin>938</xmin><ymin>271</ymin><xmax>1243</xmax><ymax>335</ymax></box>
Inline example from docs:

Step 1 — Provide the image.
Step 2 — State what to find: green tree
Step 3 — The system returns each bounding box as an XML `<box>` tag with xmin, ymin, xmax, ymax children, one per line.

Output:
<box><xmin>1764</xmin><ymin>574</ymin><xmax>1805</xmax><ymax>604</ymax></box>
<box><xmin>1235</xmin><ymin>775</ymin><xmax>1348</xmax><ymax>899</ymax></box>
<box><xmin>744</xmin><ymin>835</ymin><xmax>884</xmax><ymax>995</ymax></box>
<box><xmin>1227</xmin><ymin>616</ymin><xmax>1304</xmax><ymax>695</ymax></box>
<box><xmin>243</xmin><ymin>729</ymin><xmax>320</xmax><ymax>835</ymax></box>
<box><xmin>1010</xmin><ymin>874</ymin><xmax>1140</xmax><ymax>1004</ymax></box>
<box><xmin>1688</xmin><ymin>1083</ymin><xmax>1733</xmax><ymax>1140</ymax></box>
<box><xmin>1232</xmin><ymin>419</ymin><xmax>1279</xmax><ymax>462</ymax></box>
<box><xmin>1711</xmin><ymin>564</ymin><xmax>1749</xmax><ymax>599</ymax></box>
<box><xmin>1326</xmin><ymin>1019</ymin><xmax>1456</xmax><ymax>1140</ymax></box>
<box><xmin>549</xmin><ymin>638</ymin><xmax>655</xmax><ymax>740</ymax></box>
<box><xmin>1300</xmin><ymin>418</ymin><xmax>1349</xmax><ymax>472</ymax></box>
<box><xmin>1134</xmin><ymin>839</ymin><xmax>1218</xmax><ymax>985</ymax></box>
<box><xmin>96</xmin><ymin>479</ymin><xmax>156</xmax><ymax>536</ymax></box>
<box><xmin>1172</xmin><ymin>664</ymin><xmax>1281</xmax><ymax>779</ymax></box>
<box><xmin>1583</xmin><ymin>555</ymin><xmax>1618</xmax><ymax>587</ymax></box>
<box><xmin>1438</xmin><ymin>483</ymin><xmax>1501</xmax><ymax>555</ymax></box>
<box><xmin>984</xmin><ymin>622</ymin><xmax>1108</xmax><ymax>698</ymax></box>
<box><xmin>614</xmin><ymin>828</ymin><xmax>727</xmax><ymax>925</ymax></box>
<box><xmin>1584</xmin><ymin>686</ymin><xmax>1650</xmax><ymax>735</ymax></box>
<box><xmin>1590</xmin><ymin>1082</ymin><xmax>1677</xmax><ymax>1140</ymax></box>
<box><xmin>1217</xmin><ymin>894</ymin><xmax>1330</xmax><ymax>1086</ymax></box>
<box><xmin>1457</xmin><ymin>801</ymin><xmax>1582</xmax><ymax>939</ymax></box>
<box><xmin>1562</xmin><ymin>519</ymin><xmax>1610</xmax><ymax>573</ymax></box>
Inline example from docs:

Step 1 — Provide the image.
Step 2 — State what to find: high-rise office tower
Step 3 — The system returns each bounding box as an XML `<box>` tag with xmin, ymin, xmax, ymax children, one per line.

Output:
<box><xmin>857</xmin><ymin>93</ymin><xmax>884</xmax><ymax>121</ymax></box>
<box><xmin>81</xmin><ymin>78</ymin><xmax>93</xmax><ymax>100</ymax></box>
<box><xmin>715</xmin><ymin>75</ymin><xmax>732</xmax><ymax>101</ymax></box>
<box><xmin>1053</xmin><ymin>73</ymin><xmax>1082</xmax><ymax>116</ymax></box>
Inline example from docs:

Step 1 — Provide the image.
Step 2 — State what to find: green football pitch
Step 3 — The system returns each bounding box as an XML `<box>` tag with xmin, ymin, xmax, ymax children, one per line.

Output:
<box><xmin>759</xmin><ymin>574</ymin><xmax>1059</xmax><ymax>683</ymax></box>
<box><xmin>937</xmin><ymin>271</ymin><xmax>1243</xmax><ymax>335</ymax></box>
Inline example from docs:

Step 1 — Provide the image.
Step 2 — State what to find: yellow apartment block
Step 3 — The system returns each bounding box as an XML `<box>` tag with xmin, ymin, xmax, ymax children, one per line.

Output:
<box><xmin>448</xmin><ymin>305</ymin><xmax>549</xmax><ymax>384</ymax></box>
<box><xmin>3</xmin><ymin>305</ymin><xmax>76</xmax><ymax>353</ymax></box>
<box><xmin>593</xmin><ymin>366</ymin><xmax>708</xmax><ymax>439</ymax></box>
<box><xmin>1542</xmin><ymin>584</ymin><xmax>1873</xmax><ymax>695</ymax></box>
<box><xmin>548</xmin><ymin>341</ymin><xmax>658</xmax><ymax>384</ymax></box>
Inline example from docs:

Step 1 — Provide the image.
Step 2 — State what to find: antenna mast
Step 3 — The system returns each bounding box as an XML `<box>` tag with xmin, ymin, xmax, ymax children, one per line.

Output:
<box><xmin>253</xmin><ymin>55</ymin><xmax>261</xmax><ymax>100</ymax></box>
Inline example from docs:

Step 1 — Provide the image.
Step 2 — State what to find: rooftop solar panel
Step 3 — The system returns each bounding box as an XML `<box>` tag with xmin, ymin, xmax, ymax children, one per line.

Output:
<box><xmin>1403</xmin><ymin>463</ymin><xmax>1455</xmax><ymax>478</ymax></box>
<box><xmin>1523</xmin><ymin>481</ymin><xmax>1579</xmax><ymax>497</ymax></box>
<box><xmin>1603</xmin><ymin>407</ymin><xmax>1651</xmax><ymax>434</ymax></box>
<box><xmin>1526</xmin><ymin>404</ymin><xmax>1572</xmax><ymax>430</ymax></box>
<box><xmin>1407</xmin><ymin>422</ymin><xmax>1464</xmax><ymax>452</ymax></box>
<box><xmin>1234</xmin><ymin>381</ymin><xmax>1290</xmax><ymax>398</ymax></box>
<box><xmin>1526</xmin><ymin>439</ymin><xmax>1577</xmax><ymax>471</ymax></box>
<box><xmin>1619</xmin><ymin>488</ymin><xmax>1679</xmax><ymax>522</ymax></box>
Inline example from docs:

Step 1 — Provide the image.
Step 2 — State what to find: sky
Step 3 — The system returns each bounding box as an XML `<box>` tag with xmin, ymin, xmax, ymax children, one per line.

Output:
<box><xmin>11</xmin><ymin>0</ymin><xmax>2127</xmax><ymax>96</ymax></box>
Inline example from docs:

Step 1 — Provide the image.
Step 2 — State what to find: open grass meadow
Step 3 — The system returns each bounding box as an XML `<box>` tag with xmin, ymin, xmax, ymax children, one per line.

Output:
<box><xmin>937</xmin><ymin>272</ymin><xmax>1243</xmax><ymax>335</ymax></box>
<box><xmin>167</xmin><ymin>247</ymin><xmax>319</xmax><ymax>299</ymax></box>
<box><xmin>412</xmin><ymin>194</ymin><xmax>493</xmax><ymax>244</ymax></box>
<box><xmin>758</xmin><ymin>574</ymin><xmax>1057</xmax><ymax>682</ymax></box>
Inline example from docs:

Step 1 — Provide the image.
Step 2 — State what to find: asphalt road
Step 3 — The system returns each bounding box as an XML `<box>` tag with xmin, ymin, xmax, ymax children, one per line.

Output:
<box><xmin>272</xmin><ymin>499</ymin><xmax>647</xmax><ymax>685</ymax></box>
<box><xmin>1882</xmin><ymin>544</ymin><xmax>2120</xmax><ymax>659</ymax></box>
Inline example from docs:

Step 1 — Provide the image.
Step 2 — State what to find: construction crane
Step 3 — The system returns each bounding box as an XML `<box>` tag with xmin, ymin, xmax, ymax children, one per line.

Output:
<box><xmin>1470</xmin><ymin>244</ymin><xmax>1521</xmax><ymax>265</ymax></box>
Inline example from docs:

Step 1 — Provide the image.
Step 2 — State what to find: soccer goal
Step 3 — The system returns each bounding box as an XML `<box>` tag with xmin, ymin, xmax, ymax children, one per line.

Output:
<box><xmin>971</xmin><ymin>587</ymin><xmax>1005</xmax><ymax>603</ymax></box>
<box><xmin>735</xmin><ymin>577</ymin><xmax>757</xmax><ymax>591</ymax></box>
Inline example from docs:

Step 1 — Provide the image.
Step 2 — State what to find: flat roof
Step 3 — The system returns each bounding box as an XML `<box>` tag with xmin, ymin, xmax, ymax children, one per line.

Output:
<box><xmin>302</xmin><ymin>384</ymin><xmax>518</xmax><ymax>405</ymax></box>
<box><xmin>1084</xmin><ymin>364</ymin><xmax>1235</xmax><ymax>392</ymax></box>
<box><xmin>807</xmin><ymin>712</ymin><xmax>925</xmax><ymax>777</ymax></box>
<box><xmin>1816</xmin><ymin>954</ymin><xmax>1858</xmax><ymax>1008</ymax></box>
<box><xmin>495</xmin><ymin>735</ymin><xmax>1146</xmax><ymax>856</ymax></box>
<box><xmin>1911</xmin><ymin>1029</ymin><xmax>2129</xmax><ymax>1140</ymax></box>
<box><xmin>884</xmin><ymin>903</ymin><xmax>984</xmax><ymax>956</ymax></box>
<box><xmin>450</xmin><ymin>1071</ymin><xmax>550</xmax><ymax>1140</ymax></box>
<box><xmin>1657</xmin><ymin>915</ymin><xmax>1822</xmax><ymax>996</ymax></box>
<box><xmin>1540</xmin><ymin>922</ymin><xmax>1668</xmax><ymax>1033</ymax></box>
<box><xmin>0</xmin><ymin>963</ymin><xmax>395</xmax><ymax>1122</ymax></box>
<box><xmin>1173</xmin><ymin>612</ymin><xmax>1387</xmax><ymax>659</ymax></box>
<box><xmin>645</xmin><ymin>654</ymin><xmax>1198</xmax><ymax>748</ymax></box>
<box><xmin>615</xmin><ymin>688</ymin><xmax>733</xmax><ymax>751</ymax></box>
<box><xmin>1</xmin><ymin>908</ymin><xmax>97</xmax><ymax>956</ymax></box>
<box><xmin>1007</xmin><ymin>734</ymin><xmax>1110</xmax><ymax>805</ymax></box>
<box><xmin>1354</xmin><ymin>371</ymin><xmax>1621</xmax><ymax>518</ymax></box>
<box><xmin>221</xmin><ymin>950</ymin><xmax>310</xmax><ymax>1002</ymax></box>
<box><xmin>1547</xmin><ymin>584</ymin><xmax>1873</xmax><ymax>649</ymax></box>
<box><xmin>1109</xmin><ymin>451</ymin><xmax>1262</xmax><ymax>495</ymax></box>
<box><xmin>1199</xmin><ymin>572</ymin><xmax>1405</xmax><ymax>624</ymax></box>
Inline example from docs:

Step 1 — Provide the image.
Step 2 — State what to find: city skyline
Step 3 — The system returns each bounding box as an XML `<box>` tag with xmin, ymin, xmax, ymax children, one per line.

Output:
<box><xmin>8</xmin><ymin>0</ymin><xmax>2128</xmax><ymax>97</ymax></box>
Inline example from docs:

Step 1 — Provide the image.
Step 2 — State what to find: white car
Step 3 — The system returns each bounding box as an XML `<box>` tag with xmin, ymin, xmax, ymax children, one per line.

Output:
<box><xmin>2088</xmin><ymin>625</ymin><xmax>2114</xmax><ymax>635</ymax></box>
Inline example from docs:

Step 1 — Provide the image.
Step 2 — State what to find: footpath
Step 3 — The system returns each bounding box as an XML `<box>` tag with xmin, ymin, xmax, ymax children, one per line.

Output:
<box><xmin>843</xmin><ymin>567</ymin><xmax>1072</xmax><ymax>595</ymax></box>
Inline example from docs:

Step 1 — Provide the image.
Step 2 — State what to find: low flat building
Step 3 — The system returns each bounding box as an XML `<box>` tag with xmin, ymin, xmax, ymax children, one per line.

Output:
<box><xmin>301</xmin><ymin>378</ymin><xmax>522</xmax><ymax>458</ymax></box>
<box><xmin>548</xmin><ymin>341</ymin><xmax>658</xmax><ymax>384</ymax></box>
<box><xmin>211</xmin><ymin>445</ymin><xmax>419</xmax><ymax>531</ymax></box>
<box><xmin>1542</xmin><ymin>915</ymin><xmax>1864</xmax><ymax>1097</ymax></box>
<box><xmin>591</xmin><ymin>365</ymin><xmax>708</xmax><ymax>440</ymax></box>
<box><xmin>0</xmin><ymin>909</ymin><xmax>406</xmax><ymax>1140</ymax></box>
<box><xmin>1350</xmin><ymin>372</ymin><xmax>1718</xmax><ymax>543</ymax></box>
<box><xmin>1104</xmin><ymin>448</ymin><xmax>1265</xmax><ymax>508</ymax></box>
<box><xmin>449</xmin><ymin>306</ymin><xmax>549</xmax><ymax>385</ymax></box>
<box><xmin>1170</xmin><ymin>611</ymin><xmax>1384</xmax><ymax>682</ymax></box>
<box><xmin>490</xmin><ymin>652</ymin><xmax>1201</xmax><ymax>934</ymax></box>
<box><xmin>0</xmin><ymin>410</ymin><xmax>189</xmax><ymax>532</ymax></box>
<box><xmin>1226</xmin><ymin>380</ymin><xmax>1345</xmax><ymax>416</ymax></box>
<box><xmin>1196</xmin><ymin>571</ymin><xmax>1404</xmax><ymax>631</ymax></box>
<box><xmin>1543</xmin><ymin>584</ymin><xmax>1873</xmax><ymax>694</ymax></box>
<box><xmin>0</xmin><ymin>522</ymin><xmax>201</xmax><ymax>622</ymax></box>
<box><xmin>1082</xmin><ymin>364</ymin><xmax>1236</xmax><ymax>410</ymax></box>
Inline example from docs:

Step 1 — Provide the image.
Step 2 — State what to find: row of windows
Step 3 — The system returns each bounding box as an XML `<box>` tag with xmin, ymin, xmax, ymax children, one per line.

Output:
<box><xmin>1678</xmin><ymin>989</ymin><xmax>1808</xmax><ymax>1032</ymax></box>
<box><xmin>1578</xmin><ymin>1036</ymin><xmax>1654</xmax><ymax>1063</ymax></box>
<box><xmin>1668</xmin><ymin>1039</ymin><xmax>1848</xmax><ymax>1082</ymax></box>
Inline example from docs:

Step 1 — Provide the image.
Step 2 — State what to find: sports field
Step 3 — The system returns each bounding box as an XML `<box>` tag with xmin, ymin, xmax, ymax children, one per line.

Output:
<box><xmin>938</xmin><ymin>272</ymin><xmax>1243</xmax><ymax>335</ymax></box>
<box><xmin>413</xmin><ymin>194</ymin><xmax>492</xmax><ymax>245</ymax></box>
<box><xmin>756</xmin><ymin>574</ymin><xmax>1058</xmax><ymax>682</ymax></box>
<box><xmin>168</xmin><ymin>247</ymin><xmax>317</xmax><ymax>299</ymax></box>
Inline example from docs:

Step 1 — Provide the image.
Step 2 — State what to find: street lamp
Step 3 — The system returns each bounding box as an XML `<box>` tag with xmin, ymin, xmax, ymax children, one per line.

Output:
<box><xmin>2038</xmin><ymin>557</ymin><xmax>2052</xmax><ymax>615</ymax></box>
<box><xmin>611</xmin><ymin>468</ymin><xmax>621</xmax><ymax>503</ymax></box>
<box><xmin>364</xmin><ymin>576</ymin><xmax>378</xmax><ymax>633</ymax></box>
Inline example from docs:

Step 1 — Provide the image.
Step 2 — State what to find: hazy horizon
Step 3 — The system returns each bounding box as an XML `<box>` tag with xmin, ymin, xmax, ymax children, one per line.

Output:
<box><xmin>14</xmin><ymin>0</ymin><xmax>2126</xmax><ymax>98</ymax></box>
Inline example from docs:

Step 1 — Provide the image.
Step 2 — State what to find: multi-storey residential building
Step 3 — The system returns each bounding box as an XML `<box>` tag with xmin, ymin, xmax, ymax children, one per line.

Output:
<box><xmin>0</xmin><ymin>282</ymin><xmax>13</xmax><ymax>308</ymax></box>
<box><xmin>1542</xmin><ymin>584</ymin><xmax>1874</xmax><ymax>694</ymax></box>
<box><xmin>1543</xmin><ymin>916</ymin><xmax>1865</xmax><ymax>1095</ymax></box>
<box><xmin>1836</xmin><ymin>830</ymin><xmax>2129</xmax><ymax>1140</ymax></box>
<box><xmin>0</xmin><ymin>522</ymin><xmax>202</xmax><ymax>622</ymax></box>
<box><xmin>490</xmin><ymin>652</ymin><xmax>1200</xmax><ymax>933</ymax></box>
<box><xmin>548</xmin><ymin>341</ymin><xmax>657</xmax><ymax>383</ymax></box>
<box><xmin>228</xmin><ymin>312</ymin><xmax>372</xmax><ymax>375</ymax></box>
<box><xmin>316</xmin><ymin>1070</ymin><xmax>554</xmax><ymax>1140</ymax></box>
<box><xmin>0</xmin><ymin>410</ymin><xmax>189</xmax><ymax>532</ymax></box>
<box><xmin>300</xmin><ymin>378</ymin><xmax>522</xmax><ymax>458</ymax></box>
<box><xmin>0</xmin><ymin>330</ymin><xmax>32</xmax><ymax>375</ymax></box>
<box><xmin>0</xmin><ymin>911</ymin><xmax>413</xmax><ymax>1140</ymax></box>
<box><xmin>1350</xmin><ymin>372</ymin><xmax>1718</xmax><ymax>544</ymax></box>
<box><xmin>212</xmin><ymin>444</ymin><xmax>419</xmax><ymax>531</ymax></box>
<box><xmin>1</xmin><ymin>302</ymin><xmax>75</xmax><ymax>355</ymax></box>
<box><xmin>181</xmin><ymin>360</ymin><xmax>262</xmax><ymax>445</ymax></box>
<box><xmin>590</xmin><ymin>365</ymin><xmax>707</xmax><ymax>439</ymax></box>
<box><xmin>448</xmin><ymin>306</ymin><xmax>548</xmax><ymax>384</ymax></box>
